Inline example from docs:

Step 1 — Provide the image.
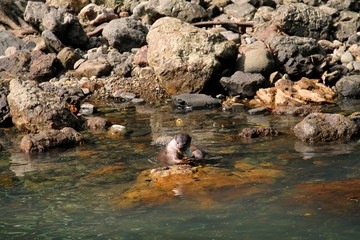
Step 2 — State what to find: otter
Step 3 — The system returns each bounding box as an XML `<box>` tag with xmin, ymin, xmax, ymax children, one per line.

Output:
<box><xmin>157</xmin><ymin>133</ymin><xmax>205</xmax><ymax>165</ymax></box>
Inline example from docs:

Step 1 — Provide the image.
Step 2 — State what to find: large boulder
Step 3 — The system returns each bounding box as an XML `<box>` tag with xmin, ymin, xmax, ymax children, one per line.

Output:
<box><xmin>268</xmin><ymin>35</ymin><xmax>326</xmax><ymax>79</ymax></box>
<box><xmin>147</xmin><ymin>17</ymin><xmax>237</xmax><ymax>96</ymax></box>
<box><xmin>272</xmin><ymin>3</ymin><xmax>332</xmax><ymax>40</ymax></box>
<box><xmin>7</xmin><ymin>79</ymin><xmax>81</xmax><ymax>133</ymax></box>
<box><xmin>293</xmin><ymin>113</ymin><xmax>359</xmax><ymax>143</ymax></box>
<box><xmin>145</xmin><ymin>0</ymin><xmax>208</xmax><ymax>24</ymax></box>
<box><xmin>102</xmin><ymin>18</ymin><xmax>148</xmax><ymax>53</ymax></box>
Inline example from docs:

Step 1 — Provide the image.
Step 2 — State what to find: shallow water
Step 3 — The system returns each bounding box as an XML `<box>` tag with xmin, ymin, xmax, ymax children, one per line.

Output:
<box><xmin>0</xmin><ymin>100</ymin><xmax>359</xmax><ymax>240</ymax></box>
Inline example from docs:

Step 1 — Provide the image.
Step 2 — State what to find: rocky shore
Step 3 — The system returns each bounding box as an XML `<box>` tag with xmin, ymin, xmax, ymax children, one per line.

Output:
<box><xmin>1</xmin><ymin>0</ymin><xmax>360</xmax><ymax>151</ymax></box>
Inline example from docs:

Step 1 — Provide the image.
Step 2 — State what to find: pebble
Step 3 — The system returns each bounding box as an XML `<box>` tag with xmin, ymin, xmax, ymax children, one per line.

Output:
<box><xmin>341</xmin><ymin>51</ymin><xmax>354</xmax><ymax>64</ymax></box>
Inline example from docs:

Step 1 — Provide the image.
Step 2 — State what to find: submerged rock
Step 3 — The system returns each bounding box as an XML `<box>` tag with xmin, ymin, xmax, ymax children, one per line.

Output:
<box><xmin>110</xmin><ymin>164</ymin><xmax>284</xmax><ymax>208</ymax></box>
<box><xmin>239</xmin><ymin>127</ymin><xmax>280</xmax><ymax>138</ymax></box>
<box><xmin>293</xmin><ymin>113</ymin><xmax>359</xmax><ymax>143</ymax></box>
<box><xmin>172</xmin><ymin>93</ymin><xmax>221</xmax><ymax>110</ymax></box>
<box><xmin>20</xmin><ymin>127</ymin><xmax>83</xmax><ymax>153</ymax></box>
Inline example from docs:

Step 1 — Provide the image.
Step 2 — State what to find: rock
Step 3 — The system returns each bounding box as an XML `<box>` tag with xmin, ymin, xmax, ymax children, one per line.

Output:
<box><xmin>0</xmin><ymin>87</ymin><xmax>11</xmax><ymax>126</ymax></box>
<box><xmin>0</xmin><ymin>1</ymin><xmax>35</xmax><ymax>33</ymax></box>
<box><xmin>268</xmin><ymin>35</ymin><xmax>326</xmax><ymax>78</ymax></box>
<box><xmin>46</xmin><ymin>0</ymin><xmax>90</xmax><ymax>13</ymax></box>
<box><xmin>28</xmin><ymin>51</ymin><xmax>58</xmax><ymax>82</ymax></box>
<box><xmin>236</xmin><ymin>48</ymin><xmax>275</xmax><ymax>76</ymax></box>
<box><xmin>145</xmin><ymin>0</ymin><xmax>208</xmax><ymax>24</ymax></box>
<box><xmin>78</xmin><ymin>3</ymin><xmax>118</xmax><ymax>26</ymax></box>
<box><xmin>0</xmin><ymin>50</ymin><xmax>31</xmax><ymax>83</ymax></box>
<box><xmin>340</xmin><ymin>51</ymin><xmax>354</xmax><ymax>64</ymax></box>
<box><xmin>41</xmin><ymin>29</ymin><xmax>65</xmax><ymax>53</ymax></box>
<box><xmin>85</xmin><ymin>116</ymin><xmax>110</xmax><ymax>130</ymax></box>
<box><xmin>108</xmin><ymin>124</ymin><xmax>127</xmax><ymax>135</ymax></box>
<box><xmin>4</xmin><ymin>46</ymin><xmax>17</xmax><ymax>57</ymax></box>
<box><xmin>7</xmin><ymin>79</ymin><xmax>81</xmax><ymax>133</ymax></box>
<box><xmin>239</xmin><ymin>127</ymin><xmax>279</xmax><ymax>138</ymax></box>
<box><xmin>20</xmin><ymin>127</ymin><xmax>83</xmax><ymax>153</ymax></box>
<box><xmin>0</xmin><ymin>30</ymin><xmax>24</xmax><ymax>56</ymax></box>
<box><xmin>272</xmin><ymin>3</ymin><xmax>331</xmax><ymax>40</ymax></box>
<box><xmin>172</xmin><ymin>93</ymin><xmax>221</xmax><ymax>110</ymax></box>
<box><xmin>293</xmin><ymin>113</ymin><xmax>359</xmax><ymax>143</ymax></box>
<box><xmin>333</xmin><ymin>11</ymin><xmax>360</xmax><ymax>42</ymax></box>
<box><xmin>74</xmin><ymin>58</ymin><xmax>112</xmax><ymax>78</ymax></box>
<box><xmin>57</xmin><ymin>47</ymin><xmax>81</xmax><ymax>70</ymax></box>
<box><xmin>335</xmin><ymin>75</ymin><xmax>360</xmax><ymax>98</ymax></box>
<box><xmin>102</xmin><ymin>18</ymin><xmax>148</xmax><ymax>53</ymax></box>
<box><xmin>223</xmin><ymin>2</ymin><xmax>256</xmax><ymax>21</ymax></box>
<box><xmin>133</xmin><ymin>45</ymin><xmax>148</xmax><ymax>67</ymax></box>
<box><xmin>110</xmin><ymin>164</ymin><xmax>284</xmax><ymax>208</ymax></box>
<box><xmin>79</xmin><ymin>102</ymin><xmax>95</xmax><ymax>115</ymax></box>
<box><xmin>147</xmin><ymin>17</ymin><xmax>237</xmax><ymax>96</ymax></box>
<box><xmin>220</xmin><ymin>71</ymin><xmax>268</xmax><ymax>98</ymax></box>
<box><xmin>24</xmin><ymin>1</ymin><xmax>88</xmax><ymax>48</ymax></box>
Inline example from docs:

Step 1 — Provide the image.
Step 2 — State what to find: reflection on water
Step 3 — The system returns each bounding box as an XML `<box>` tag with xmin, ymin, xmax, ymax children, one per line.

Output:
<box><xmin>0</xmin><ymin>101</ymin><xmax>359</xmax><ymax>239</ymax></box>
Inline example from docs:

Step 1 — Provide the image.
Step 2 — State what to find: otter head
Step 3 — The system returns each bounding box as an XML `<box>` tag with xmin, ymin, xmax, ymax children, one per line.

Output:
<box><xmin>174</xmin><ymin>133</ymin><xmax>191</xmax><ymax>152</ymax></box>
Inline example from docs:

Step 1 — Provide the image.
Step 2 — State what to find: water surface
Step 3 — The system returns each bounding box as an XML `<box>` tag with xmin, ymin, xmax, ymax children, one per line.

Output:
<box><xmin>0</xmin><ymin>101</ymin><xmax>359</xmax><ymax>239</ymax></box>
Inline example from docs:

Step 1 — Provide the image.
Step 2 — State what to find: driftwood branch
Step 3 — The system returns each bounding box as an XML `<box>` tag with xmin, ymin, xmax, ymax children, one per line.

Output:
<box><xmin>192</xmin><ymin>20</ymin><xmax>254</xmax><ymax>33</ymax></box>
<box><xmin>193</xmin><ymin>21</ymin><xmax>254</xmax><ymax>27</ymax></box>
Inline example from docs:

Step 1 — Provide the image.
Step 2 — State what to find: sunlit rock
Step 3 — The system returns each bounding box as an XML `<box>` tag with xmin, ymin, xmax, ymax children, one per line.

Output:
<box><xmin>110</xmin><ymin>164</ymin><xmax>285</xmax><ymax>209</ymax></box>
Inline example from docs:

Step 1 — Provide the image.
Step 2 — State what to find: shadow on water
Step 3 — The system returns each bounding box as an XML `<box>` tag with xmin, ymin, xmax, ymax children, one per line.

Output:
<box><xmin>0</xmin><ymin>101</ymin><xmax>359</xmax><ymax>239</ymax></box>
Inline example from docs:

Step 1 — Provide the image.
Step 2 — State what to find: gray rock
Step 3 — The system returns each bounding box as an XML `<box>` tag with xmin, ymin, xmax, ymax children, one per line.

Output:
<box><xmin>223</xmin><ymin>3</ymin><xmax>256</xmax><ymax>21</ymax></box>
<box><xmin>102</xmin><ymin>18</ymin><xmax>148</xmax><ymax>53</ymax></box>
<box><xmin>172</xmin><ymin>93</ymin><xmax>221</xmax><ymax>110</ymax></box>
<box><xmin>79</xmin><ymin>102</ymin><xmax>95</xmax><ymax>115</ymax></box>
<box><xmin>20</xmin><ymin>127</ymin><xmax>83</xmax><ymax>153</ymax></box>
<box><xmin>335</xmin><ymin>75</ymin><xmax>360</xmax><ymax>98</ymax></box>
<box><xmin>272</xmin><ymin>3</ymin><xmax>331</xmax><ymax>40</ymax></box>
<box><xmin>41</xmin><ymin>29</ymin><xmax>65</xmax><ymax>53</ymax></box>
<box><xmin>7</xmin><ymin>79</ymin><xmax>81</xmax><ymax>133</ymax></box>
<box><xmin>0</xmin><ymin>30</ymin><xmax>24</xmax><ymax>56</ymax></box>
<box><xmin>326</xmin><ymin>0</ymin><xmax>360</xmax><ymax>11</ymax></box>
<box><xmin>220</xmin><ymin>71</ymin><xmax>268</xmax><ymax>98</ymax></box>
<box><xmin>24</xmin><ymin>1</ymin><xmax>88</xmax><ymax>48</ymax></box>
<box><xmin>294</xmin><ymin>113</ymin><xmax>359</xmax><ymax>143</ymax></box>
<box><xmin>237</xmin><ymin>48</ymin><xmax>275</xmax><ymax>76</ymax></box>
<box><xmin>268</xmin><ymin>35</ymin><xmax>326</xmax><ymax>78</ymax></box>
<box><xmin>145</xmin><ymin>0</ymin><xmax>208</xmax><ymax>23</ymax></box>
<box><xmin>333</xmin><ymin>11</ymin><xmax>360</xmax><ymax>42</ymax></box>
<box><xmin>147</xmin><ymin>17</ymin><xmax>237</xmax><ymax>96</ymax></box>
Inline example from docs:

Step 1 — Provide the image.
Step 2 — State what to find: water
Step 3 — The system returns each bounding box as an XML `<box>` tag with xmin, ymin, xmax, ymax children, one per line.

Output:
<box><xmin>0</xmin><ymin>100</ymin><xmax>359</xmax><ymax>240</ymax></box>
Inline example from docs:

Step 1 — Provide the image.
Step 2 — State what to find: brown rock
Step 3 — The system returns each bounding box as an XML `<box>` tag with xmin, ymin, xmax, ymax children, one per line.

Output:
<box><xmin>20</xmin><ymin>127</ymin><xmax>83</xmax><ymax>153</ymax></box>
<box><xmin>110</xmin><ymin>164</ymin><xmax>284</xmax><ymax>209</ymax></box>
